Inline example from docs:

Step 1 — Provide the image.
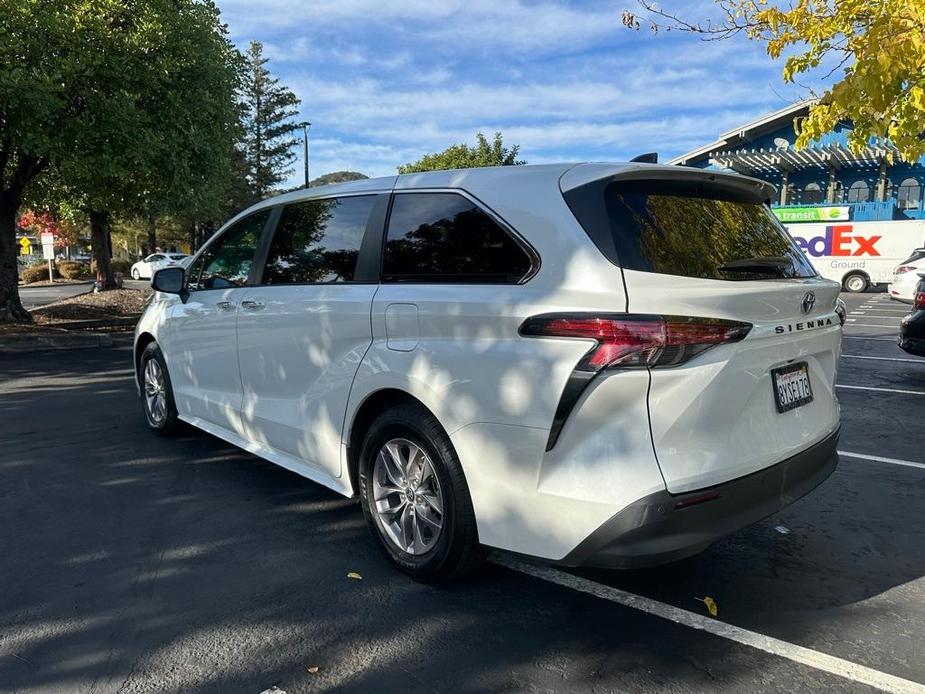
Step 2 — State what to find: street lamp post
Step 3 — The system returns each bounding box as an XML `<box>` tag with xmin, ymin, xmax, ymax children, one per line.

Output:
<box><xmin>303</xmin><ymin>122</ymin><xmax>311</xmax><ymax>188</ymax></box>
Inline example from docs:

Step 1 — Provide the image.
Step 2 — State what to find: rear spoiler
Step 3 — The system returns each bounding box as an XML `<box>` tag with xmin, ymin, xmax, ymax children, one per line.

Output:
<box><xmin>560</xmin><ymin>163</ymin><xmax>776</xmax><ymax>205</ymax></box>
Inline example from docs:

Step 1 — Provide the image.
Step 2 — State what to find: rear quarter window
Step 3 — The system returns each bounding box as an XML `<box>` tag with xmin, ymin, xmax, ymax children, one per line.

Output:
<box><xmin>382</xmin><ymin>192</ymin><xmax>535</xmax><ymax>283</ymax></box>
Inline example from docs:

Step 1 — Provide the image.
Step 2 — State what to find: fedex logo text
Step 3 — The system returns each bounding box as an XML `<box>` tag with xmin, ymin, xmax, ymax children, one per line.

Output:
<box><xmin>792</xmin><ymin>225</ymin><xmax>881</xmax><ymax>257</ymax></box>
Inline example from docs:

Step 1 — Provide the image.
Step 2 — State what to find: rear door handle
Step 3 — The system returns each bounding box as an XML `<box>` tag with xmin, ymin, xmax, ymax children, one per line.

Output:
<box><xmin>216</xmin><ymin>300</ymin><xmax>236</xmax><ymax>311</ymax></box>
<box><xmin>240</xmin><ymin>299</ymin><xmax>265</xmax><ymax>311</ymax></box>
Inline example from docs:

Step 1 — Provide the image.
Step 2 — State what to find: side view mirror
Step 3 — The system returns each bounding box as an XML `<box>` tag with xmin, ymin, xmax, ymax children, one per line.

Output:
<box><xmin>152</xmin><ymin>266</ymin><xmax>189</xmax><ymax>302</ymax></box>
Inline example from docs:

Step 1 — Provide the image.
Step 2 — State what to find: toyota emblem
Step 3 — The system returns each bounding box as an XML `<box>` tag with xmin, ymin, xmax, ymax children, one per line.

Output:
<box><xmin>801</xmin><ymin>291</ymin><xmax>816</xmax><ymax>315</ymax></box>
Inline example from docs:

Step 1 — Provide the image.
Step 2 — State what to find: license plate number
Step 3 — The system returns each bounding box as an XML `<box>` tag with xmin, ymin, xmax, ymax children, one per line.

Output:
<box><xmin>772</xmin><ymin>362</ymin><xmax>813</xmax><ymax>413</ymax></box>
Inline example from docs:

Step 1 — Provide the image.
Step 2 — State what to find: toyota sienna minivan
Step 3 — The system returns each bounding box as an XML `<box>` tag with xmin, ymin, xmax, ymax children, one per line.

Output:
<box><xmin>135</xmin><ymin>163</ymin><xmax>841</xmax><ymax>582</ymax></box>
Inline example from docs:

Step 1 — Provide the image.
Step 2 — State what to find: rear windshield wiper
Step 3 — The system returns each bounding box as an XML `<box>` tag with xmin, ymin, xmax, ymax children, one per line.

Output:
<box><xmin>718</xmin><ymin>257</ymin><xmax>791</xmax><ymax>274</ymax></box>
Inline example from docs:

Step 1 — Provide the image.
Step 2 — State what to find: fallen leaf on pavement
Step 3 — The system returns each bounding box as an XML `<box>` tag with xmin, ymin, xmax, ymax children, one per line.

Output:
<box><xmin>346</xmin><ymin>571</ymin><xmax>362</xmax><ymax>580</ymax></box>
<box><xmin>306</xmin><ymin>666</ymin><xmax>320</xmax><ymax>674</ymax></box>
<box><xmin>696</xmin><ymin>596</ymin><xmax>718</xmax><ymax>617</ymax></box>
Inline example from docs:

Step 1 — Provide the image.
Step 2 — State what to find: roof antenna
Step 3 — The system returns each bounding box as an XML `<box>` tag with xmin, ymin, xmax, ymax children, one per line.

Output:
<box><xmin>630</xmin><ymin>152</ymin><xmax>658</xmax><ymax>164</ymax></box>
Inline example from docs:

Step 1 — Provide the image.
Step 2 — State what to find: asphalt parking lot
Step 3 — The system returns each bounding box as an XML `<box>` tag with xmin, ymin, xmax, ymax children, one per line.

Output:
<box><xmin>1</xmin><ymin>290</ymin><xmax>924</xmax><ymax>694</ymax></box>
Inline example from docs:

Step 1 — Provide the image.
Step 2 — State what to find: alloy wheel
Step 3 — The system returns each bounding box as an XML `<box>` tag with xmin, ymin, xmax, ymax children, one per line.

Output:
<box><xmin>143</xmin><ymin>358</ymin><xmax>167</xmax><ymax>424</ymax></box>
<box><xmin>372</xmin><ymin>438</ymin><xmax>445</xmax><ymax>555</ymax></box>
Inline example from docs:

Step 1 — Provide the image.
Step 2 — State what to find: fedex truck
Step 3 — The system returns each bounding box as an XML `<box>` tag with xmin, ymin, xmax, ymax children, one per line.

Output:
<box><xmin>784</xmin><ymin>219</ymin><xmax>925</xmax><ymax>292</ymax></box>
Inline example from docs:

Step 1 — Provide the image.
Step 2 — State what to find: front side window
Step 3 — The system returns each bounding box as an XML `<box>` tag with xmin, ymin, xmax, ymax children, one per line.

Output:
<box><xmin>188</xmin><ymin>209</ymin><xmax>270</xmax><ymax>291</ymax></box>
<box><xmin>382</xmin><ymin>192</ymin><xmax>533</xmax><ymax>283</ymax></box>
<box><xmin>147</xmin><ymin>254</ymin><xmax>164</xmax><ymax>263</ymax></box>
<box><xmin>262</xmin><ymin>196</ymin><xmax>375</xmax><ymax>284</ymax></box>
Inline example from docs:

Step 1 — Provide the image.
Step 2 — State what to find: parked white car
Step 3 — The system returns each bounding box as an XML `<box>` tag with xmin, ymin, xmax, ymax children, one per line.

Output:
<box><xmin>134</xmin><ymin>164</ymin><xmax>842</xmax><ymax>582</ymax></box>
<box><xmin>889</xmin><ymin>248</ymin><xmax>925</xmax><ymax>303</ymax></box>
<box><xmin>130</xmin><ymin>253</ymin><xmax>189</xmax><ymax>280</ymax></box>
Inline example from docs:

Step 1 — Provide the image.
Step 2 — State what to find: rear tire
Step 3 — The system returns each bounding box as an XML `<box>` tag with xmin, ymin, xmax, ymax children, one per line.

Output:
<box><xmin>843</xmin><ymin>272</ymin><xmax>868</xmax><ymax>293</ymax></box>
<box><xmin>358</xmin><ymin>403</ymin><xmax>484</xmax><ymax>583</ymax></box>
<box><xmin>139</xmin><ymin>342</ymin><xmax>180</xmax><ymax>435</ymax></box>
<box><xmin>132</xmin><ymin>268</ymin><xmax>141</xmax><ymax>280</ymax></box>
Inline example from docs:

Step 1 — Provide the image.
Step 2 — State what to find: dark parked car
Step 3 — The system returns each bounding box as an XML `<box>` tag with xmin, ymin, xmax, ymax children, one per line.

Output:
<box><xmin>899</xmin><ymin>275</ymin><xmax>925</xmax><ymax>357</ymax></box>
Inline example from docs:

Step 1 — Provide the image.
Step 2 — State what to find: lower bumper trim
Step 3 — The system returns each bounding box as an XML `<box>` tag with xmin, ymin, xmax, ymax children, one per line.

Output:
<box><xmin>561</xmin><ymin>428</ymin><xmax>840</xmax><ymax>569</ymax></box>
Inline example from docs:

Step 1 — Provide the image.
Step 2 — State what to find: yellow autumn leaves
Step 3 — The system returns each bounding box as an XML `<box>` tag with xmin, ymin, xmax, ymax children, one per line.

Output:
<box><xmin>741</xmin><ymin>0</ymin><xmax>925</xmax><ymax>161</ymax></box>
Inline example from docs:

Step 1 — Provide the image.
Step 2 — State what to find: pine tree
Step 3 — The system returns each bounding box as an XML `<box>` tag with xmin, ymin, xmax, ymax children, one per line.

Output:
<box><xmin>241</xmin><ymin>41</ymin><xmax>306</xmax><ymax>198</ymax></box>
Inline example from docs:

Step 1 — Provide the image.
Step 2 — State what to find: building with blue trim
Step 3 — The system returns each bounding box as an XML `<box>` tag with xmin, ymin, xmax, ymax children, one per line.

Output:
<box><xmin>670</xmin><ymin>101</ymin><xmax>925</xmax><ymax>223</ymax></box>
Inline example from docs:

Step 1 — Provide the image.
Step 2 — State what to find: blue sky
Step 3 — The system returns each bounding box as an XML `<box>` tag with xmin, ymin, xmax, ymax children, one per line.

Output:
<box><xmin>216</xmin><ymin>0</ymin><xmax>812</xmax><ymax>186</ymax></box>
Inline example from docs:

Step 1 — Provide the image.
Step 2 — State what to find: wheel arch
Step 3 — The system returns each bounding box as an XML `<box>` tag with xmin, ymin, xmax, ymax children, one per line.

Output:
<box><xmin>134</xmin><ymin>332</ymin><xmax>157</xmax><ymax>384</ymax></box>
<box><xmin>345</xmin><ymin>388</ymin><xmax>441</xmax><ymax>496</ymax></box>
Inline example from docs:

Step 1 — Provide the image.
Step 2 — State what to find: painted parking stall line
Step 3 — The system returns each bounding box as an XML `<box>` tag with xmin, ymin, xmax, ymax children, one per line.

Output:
<box><xmin>841</xmin><ymin>335</ymin><xmax>896</xmax><ymax>343</ymax></box>
<box><xmin>844</xmin><ymin>323</ymin><xmax>901</xmax><ymax>329</ymax></box>
<box><xmin>839</xmin><ymin>450</ymin><xmax>925</xmax><ymax>471</ymax></box>
<box><xmin>837</xmin><ymin>384</ymin><xmax>925</xmax><ymax>396</ymax></box>
<box><xmin>842</xmin><ymin>354</ymin><xmax>925</xmax><ymax>364</ymax></box>
<box><xmin>493</xmin><ymin>555</ymin><xmax>925</xmax><ymax>694</ymax></box>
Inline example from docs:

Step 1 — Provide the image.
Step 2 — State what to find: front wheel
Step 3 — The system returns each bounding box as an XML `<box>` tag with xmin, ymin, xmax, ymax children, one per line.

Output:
<box><xmin>358</xmin><ymin>404</ymin><xmax>484</xmax><ymax>583</ymax></box>
<box><xmin>843</xmin><ymin>272</ymin><xmax>868</xmax><ymax>293</ymax></box>
<box><xmin>139</xmin><ymin>342</ymin><xmax>180</xmax><ymax>434</ymax></box>
<box><xmin>132</xmin><ymin>268</ymin><xmax>141</xmax><ymax>280</ymax></box>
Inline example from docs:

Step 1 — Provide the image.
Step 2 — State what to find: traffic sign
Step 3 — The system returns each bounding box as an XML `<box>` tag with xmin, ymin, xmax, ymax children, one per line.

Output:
<box><xmin>40</xmin><ymin>233</ymin><xmax>55</xmax><ymax>245</ymax></box>
<box><xmin>19</xmin><ymin>238</ymin><xmax>31</xmax><ymax>255</ymax></box>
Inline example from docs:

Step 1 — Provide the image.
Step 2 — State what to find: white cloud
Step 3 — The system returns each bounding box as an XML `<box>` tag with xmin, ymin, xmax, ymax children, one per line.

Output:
<box><xmin>219</xmin><ymin>0</ymin><xmax>621</xmax><ymax>56</ymax></box>
<box><xmin>218</xmin><ymin>0</ymin><xmax>811</xmax><ymax>187</ymax></box>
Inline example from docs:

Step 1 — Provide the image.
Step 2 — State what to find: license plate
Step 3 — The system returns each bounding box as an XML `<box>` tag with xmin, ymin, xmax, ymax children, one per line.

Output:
<box><xmin>772</xmin><ymin>362</ymin><xmax>813</xmax><ymax>413</ymax></box>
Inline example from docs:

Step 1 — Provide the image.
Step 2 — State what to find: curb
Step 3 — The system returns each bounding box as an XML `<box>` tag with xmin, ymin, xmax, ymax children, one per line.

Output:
<box><xmin>49</xmin><ymin>317</ymin><xmax>138</xmax><ymax>331</ymax></box>
<box><xmin>0</xmin><ymin>331</ymin><xmax>113</xmax><ymax>352</ymax></box>
<box><xmin>19</xmin><ymin>280</ymin><xmax>94</xmax><ymax>289</ymax></box>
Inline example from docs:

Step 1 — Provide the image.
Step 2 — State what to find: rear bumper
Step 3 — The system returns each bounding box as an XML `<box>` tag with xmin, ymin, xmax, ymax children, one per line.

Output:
<box><xmin>560</xmin><ymin>428</ymin><xmax>839</xmax><ymax>569</ymax></box>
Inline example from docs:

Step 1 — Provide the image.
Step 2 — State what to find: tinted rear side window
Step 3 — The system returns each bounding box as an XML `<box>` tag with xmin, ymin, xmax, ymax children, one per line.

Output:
<box><xmin>383</xmin><ymin>192</ymin><xmax>533</xmax><ymax>283</ymax></box>
<box><xmin>263</xmin><ymin>196</ymin><xmax>375</xmax><ymax>284</ymax></box>
<box><xmin>570</xmin><ymin>181</ymin><xmax>816</xmax><ymax>281</ymax></box>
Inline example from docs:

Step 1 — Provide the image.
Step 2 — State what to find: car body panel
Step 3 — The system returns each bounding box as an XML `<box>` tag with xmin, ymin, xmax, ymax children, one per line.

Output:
<box><xmin>235</xmin><ymin>283</ymin><xmax>379</xmax><ymax>480</ymax></box>
<box><xmin>622</xmin><ymin>270</ymin><xmax>842</xmax><ymax>492</ymax></box>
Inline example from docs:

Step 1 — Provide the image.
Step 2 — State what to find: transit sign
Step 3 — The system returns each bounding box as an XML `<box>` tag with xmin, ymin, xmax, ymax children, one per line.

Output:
<box><xmin>772</xmin><ymin>206</ymin><xmax>850</xmax><ymax>223</ymax></box>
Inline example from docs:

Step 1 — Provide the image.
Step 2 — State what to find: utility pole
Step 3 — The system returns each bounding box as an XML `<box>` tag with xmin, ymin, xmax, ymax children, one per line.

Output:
<box><xmin>303</xmin><ymin>122</ymin><xmax>311</xmax><ymax>188</ymax></box>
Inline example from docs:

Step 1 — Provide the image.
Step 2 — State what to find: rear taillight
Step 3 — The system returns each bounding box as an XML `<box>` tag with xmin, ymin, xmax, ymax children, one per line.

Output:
<box><xmin>896</xmin><ymin>266</ymin><xmax>917</xmax><ymax>274</ymax></box>
<box><xmin>520</xmin><ymin>314</ymin><xmax>752</xmax><ymax>450</ymax></box>
<box><xmin>519</xmin><ymin>314</ymin><xmax>752</xmax><ymax>371</ymax></box>
<box><xmin>915</xmin><ymin>290</ymin><xmax>925</xmax><ymax>311</ymax></box>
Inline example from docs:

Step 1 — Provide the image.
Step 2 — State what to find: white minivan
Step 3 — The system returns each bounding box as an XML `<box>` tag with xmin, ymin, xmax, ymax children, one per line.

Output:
<box><xmin>135</xmin><ymin>164</ymin><xmax>842</xmax><ymax>582</ymax></box>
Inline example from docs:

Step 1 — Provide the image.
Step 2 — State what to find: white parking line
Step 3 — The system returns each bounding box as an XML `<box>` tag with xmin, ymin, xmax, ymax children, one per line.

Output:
<box><xmin>842</xmin><ymin>354</ymin><xmax>925</xmax><ymax>364</ymax></box>
<box><xmin>493</xmin><ymin>556</ymin><xmax>925</xmax><ymax>693</ymax></box>
<box><xmin>836</xmin><ymin>384</ymin><xmax>925</xmax><ymax>396</ymax></box>
<box><xmin>839</xmin><ymin>450</ymin><xmax>925</xmax><ymax>471</ymax></box>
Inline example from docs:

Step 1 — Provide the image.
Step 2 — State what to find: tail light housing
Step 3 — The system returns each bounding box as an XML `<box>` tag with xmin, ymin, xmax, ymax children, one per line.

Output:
<box><xmin>915</xmin><ymin>289</ymin><xmax>925</xmax><ymax>311</ymax></box>
<box><xmin>519</xmin><ymin>314</ymin><xmax>752</xmax><ymax>372</ymax></box>
<box><xmin>520</xmin><ymin>313</ymin><xmax>752</xmax><ymax>449</ymax></box>
<box><xmin>896</xmin><ymin>265</ymin><xmax>917</xmax><ymax>274</ymax></box>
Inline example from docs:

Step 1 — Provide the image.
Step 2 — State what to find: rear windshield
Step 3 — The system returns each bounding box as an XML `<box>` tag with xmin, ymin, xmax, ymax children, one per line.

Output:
<box><xmin>572</xmin><ymin>180</ymin><xmax>817</xmax><ymax>281</ymax></box>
